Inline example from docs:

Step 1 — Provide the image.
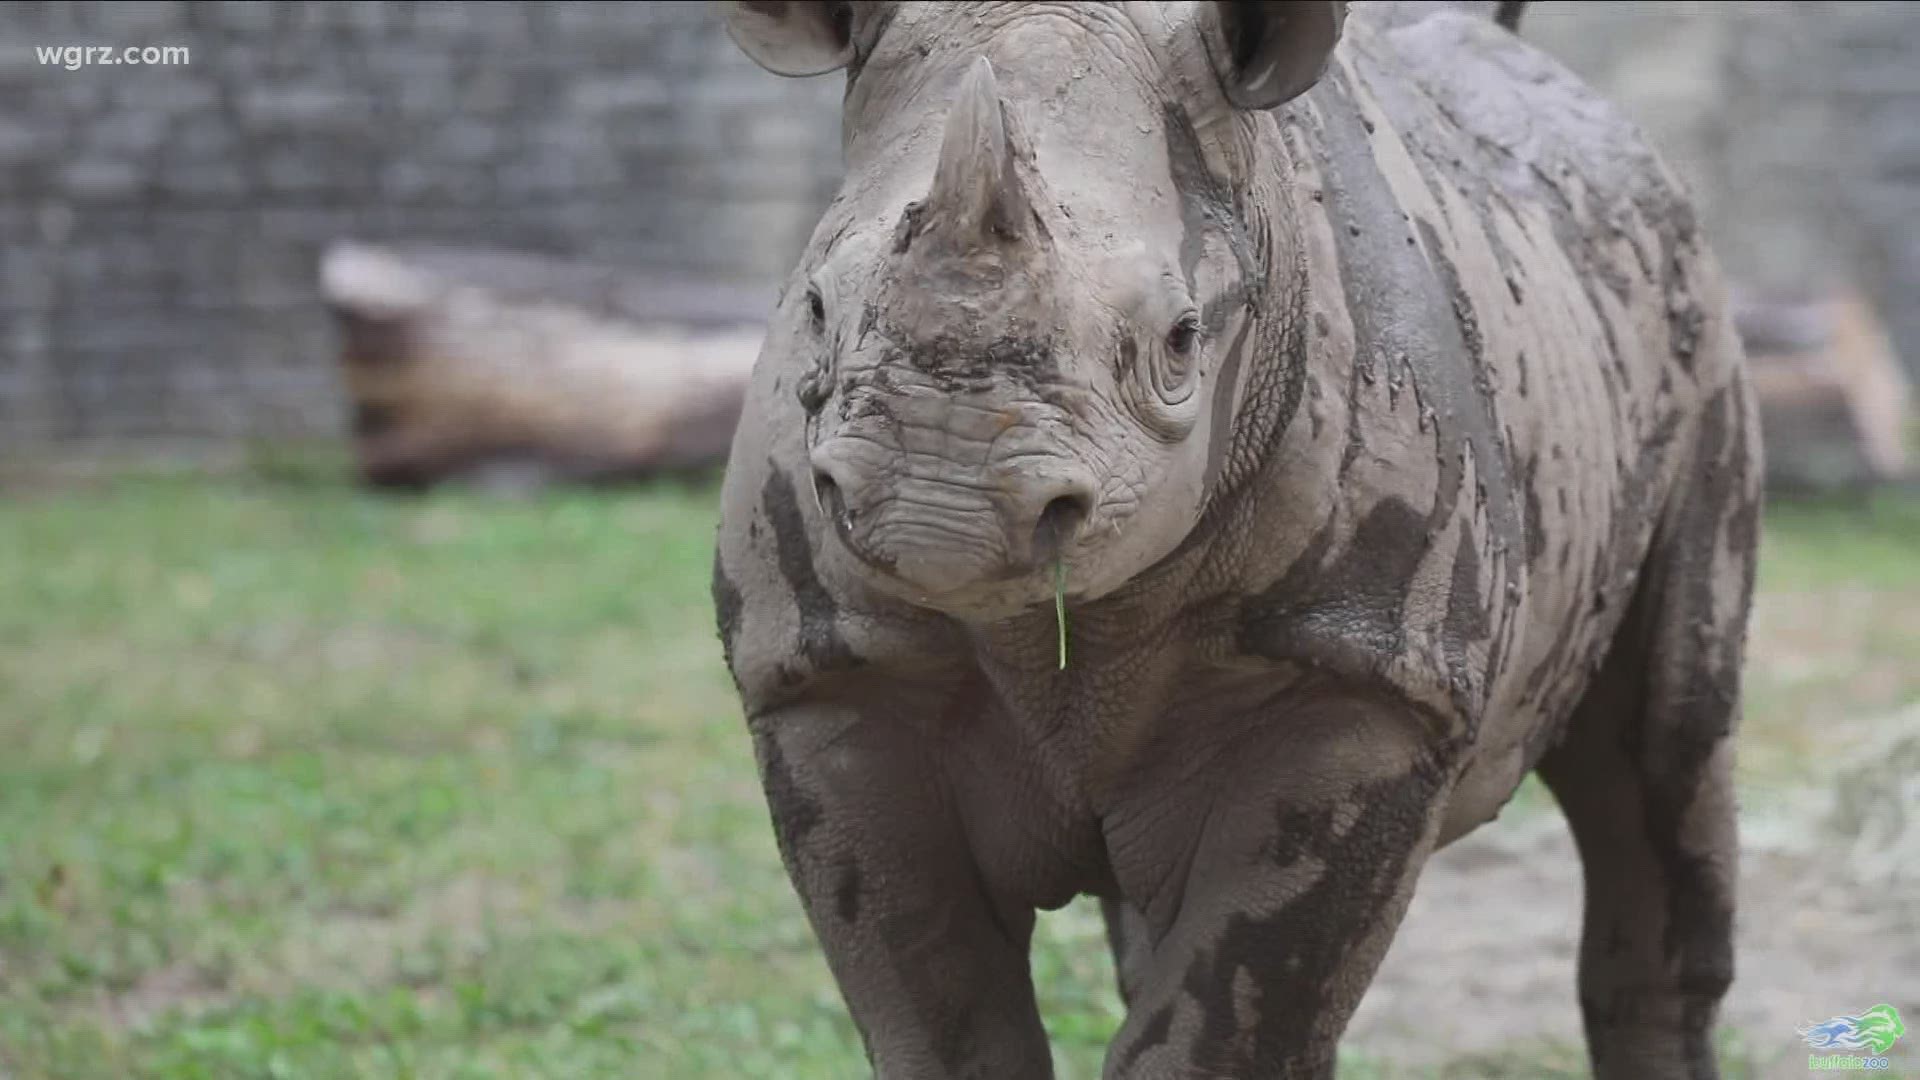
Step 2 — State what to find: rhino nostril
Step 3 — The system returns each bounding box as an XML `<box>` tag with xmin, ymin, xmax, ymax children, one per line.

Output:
<box><xmin>810</xmin><ymin>466</ymin><xmax>840</xmax><ymax>511</ymax></box>
<box><xmin>1032</xmin><ymin>492</ymin><xmax>1090</xmax><ymax>563</ymax></box>
<box><xmin>811</xmin><ymin>468</ymin><xmax>850</xmax><ymax>527</ymax></box>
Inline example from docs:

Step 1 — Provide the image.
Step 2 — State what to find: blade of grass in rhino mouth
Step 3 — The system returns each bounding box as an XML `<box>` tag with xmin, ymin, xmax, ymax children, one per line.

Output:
<box><xmin>1054</xmin><ymin>556</ymin><xmax>1069</xmax><ymax>670</ymax></box>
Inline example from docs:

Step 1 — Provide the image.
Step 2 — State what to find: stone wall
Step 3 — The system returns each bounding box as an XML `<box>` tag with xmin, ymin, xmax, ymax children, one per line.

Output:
<box><xmin>1525</xmin><ymin>1</ymin><xmax>1920</xmax><ymax>382</ymax></box>
<box><xmin>1</xmin><ymin>2</ymin><xmax>1914</xmax><ymax>452</ymax></box>
<box><xmin>0</xmin><ymin>1</ymin><xmax>844</xmax><ymax>450</ymax></box>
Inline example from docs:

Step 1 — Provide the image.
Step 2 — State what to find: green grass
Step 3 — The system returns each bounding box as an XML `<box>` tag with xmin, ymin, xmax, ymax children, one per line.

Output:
<box><xmin>0</xmin><ymin>473</ymin><xmax>1912</xmax><ymax>1078</ymax></box>
<box><xmin>1741</xmin><ymin>491</ymin><xmax>1920</xmax><ymax>784</ymax></box>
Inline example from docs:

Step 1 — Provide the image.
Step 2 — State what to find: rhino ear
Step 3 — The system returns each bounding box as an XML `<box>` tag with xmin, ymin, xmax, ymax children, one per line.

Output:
<box><xmin>1204</xmin><ymin>1</ymin><xmax>1346</xmax><ymax>110</ymax></box>
<box><xmin>719</xmin><ymin>1</ymin><xmax>856</xmax><ymax>77</ymax></box>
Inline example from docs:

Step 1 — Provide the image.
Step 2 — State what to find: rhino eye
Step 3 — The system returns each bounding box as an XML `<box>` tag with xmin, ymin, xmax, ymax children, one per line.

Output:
<box><xmin>806</xmin><ymin>286</ymin><xmax>827</xmax><ymax>330</ymax></box>
<box><xmin>1166</xmin><ymin>312</ymin><xmax>1201</xmax><ymax>356</ymax></box>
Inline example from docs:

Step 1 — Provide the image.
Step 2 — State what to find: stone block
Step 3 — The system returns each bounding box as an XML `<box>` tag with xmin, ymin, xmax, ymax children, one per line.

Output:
<box><xmin>56</xmin><ymin>159</ymin><xmax>147</xmax><ymax>200</ymax></box>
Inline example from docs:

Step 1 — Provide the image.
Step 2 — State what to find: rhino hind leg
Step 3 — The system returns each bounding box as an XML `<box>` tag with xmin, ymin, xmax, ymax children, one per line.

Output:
<box><xmin>1539</xmin><ymin>386</ymin><xmax>1759</xmax><ymax>1080</ymax></box>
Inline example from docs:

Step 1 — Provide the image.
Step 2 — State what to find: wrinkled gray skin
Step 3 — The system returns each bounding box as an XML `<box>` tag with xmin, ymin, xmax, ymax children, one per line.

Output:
<box><xmin>710</xmin><ymin>3</ymin><xmax>1761</xmax><ymax>1077</ymax></box>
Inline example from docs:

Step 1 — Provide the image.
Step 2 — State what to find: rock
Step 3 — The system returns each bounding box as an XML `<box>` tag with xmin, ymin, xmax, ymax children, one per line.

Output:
<box><xmin>319</xmin><ymin>242</ymin><xmax>765</xmax><ymax>489</ymax></box>
<box><xmin>1736</xmin><ymin>290</ymin><xmax>1913</xmax><ymax>492</ymax></box>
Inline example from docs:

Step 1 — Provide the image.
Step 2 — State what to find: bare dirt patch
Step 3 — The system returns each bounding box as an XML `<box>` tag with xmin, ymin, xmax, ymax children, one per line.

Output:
<box><xmin>1349</xmin><ymin>778</ymin><xmax>1920</xmax><ymax>1078</ymax></box>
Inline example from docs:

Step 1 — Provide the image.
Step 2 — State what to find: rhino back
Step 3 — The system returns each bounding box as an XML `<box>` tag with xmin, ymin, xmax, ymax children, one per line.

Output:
<box><xmin>1398</xmin><ymin>11</ymin><xmax>1743</xmax><ymax>730</ymax></box>
<box><xmin>1237</xmin><ymin>11</ymin><xmax>1740</xmax><ymax>759</ymax></box>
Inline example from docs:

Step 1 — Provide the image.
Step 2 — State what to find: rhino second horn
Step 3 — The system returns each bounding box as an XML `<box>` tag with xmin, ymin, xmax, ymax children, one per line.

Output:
<box><xmin>926</xmin><ymin>56</ymin><xmax>1034</xmax><ymax>244</ymax></box>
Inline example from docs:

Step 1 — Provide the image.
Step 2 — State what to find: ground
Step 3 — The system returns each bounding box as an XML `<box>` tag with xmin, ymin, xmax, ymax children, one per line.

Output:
<box><xmin>0</xmin><ymin>466</ymin><xmax>1914</xmax><ymax>1079</ymax></box>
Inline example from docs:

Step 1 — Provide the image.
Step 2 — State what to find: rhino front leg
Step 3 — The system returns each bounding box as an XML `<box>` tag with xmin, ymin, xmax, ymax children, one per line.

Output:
<box><xmin>1100</xmin><ymin>895</ymin><xmax>1153</xmax><ymax>1006</ymax></box>
<box><xmin>750</xmin><ymin>696</ymin><xmax>1054</xmax><ymax>1080</ymax></box>
<box><xmin>1103</xmin><ymin>692</ymin><xmax>1454</xmax><ymax>1079</ymax></box>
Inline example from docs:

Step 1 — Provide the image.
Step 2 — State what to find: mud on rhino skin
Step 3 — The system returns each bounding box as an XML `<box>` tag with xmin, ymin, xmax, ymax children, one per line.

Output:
<box><xmin>710</xmin><ymin>3</ymin><xmax>1762</xmax><ymax>1078</ymax></box>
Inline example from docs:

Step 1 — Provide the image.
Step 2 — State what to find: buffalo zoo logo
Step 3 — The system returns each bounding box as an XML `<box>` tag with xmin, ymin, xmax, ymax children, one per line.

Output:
<box><xmin>1801</xmin><ymin>1004</ymin><xmax>1906</xmax><ymax>1071</ymax></box>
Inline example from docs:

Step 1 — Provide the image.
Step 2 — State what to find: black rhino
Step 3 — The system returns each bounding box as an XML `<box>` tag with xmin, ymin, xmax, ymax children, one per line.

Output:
<box><xmin>710</xmin><ymin>3</ymin><xmax>1761</xmax><ymax>1077</ymax></box>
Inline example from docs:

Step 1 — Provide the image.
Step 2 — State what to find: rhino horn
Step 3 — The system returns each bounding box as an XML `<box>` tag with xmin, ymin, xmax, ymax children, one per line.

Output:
<box><xmin>925</xmin><ymin>57</ymin><xmax>1035</xmax><ymax>245</ymax></box>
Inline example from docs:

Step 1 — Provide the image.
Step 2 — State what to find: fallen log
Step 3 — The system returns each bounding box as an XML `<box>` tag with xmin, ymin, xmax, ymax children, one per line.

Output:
<box><xmin>320</xmin><ymin>242</ymin><xmax>765</xmax><ymax>489</ymax></box>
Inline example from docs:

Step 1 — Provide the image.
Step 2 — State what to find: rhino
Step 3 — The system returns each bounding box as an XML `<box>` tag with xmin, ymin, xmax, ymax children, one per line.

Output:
<box><xmin>709</xmin><ymin>3</ymin><xmax>1761</xmax><ymax>1077</ymax></box>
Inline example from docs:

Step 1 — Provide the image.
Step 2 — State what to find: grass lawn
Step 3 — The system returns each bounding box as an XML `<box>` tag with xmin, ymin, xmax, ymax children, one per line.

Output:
<box><xmin>1</xmin><ymin>471</ymin><xmax>1914</xmax><ymax>1078</ymax></box>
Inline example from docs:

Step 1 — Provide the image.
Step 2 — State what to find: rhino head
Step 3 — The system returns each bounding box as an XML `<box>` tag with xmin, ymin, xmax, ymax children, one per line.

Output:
<box><xmin>721</xmin><ymin>1</ymin><xmax>1345</xmax><ymax>619</ymax></box>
